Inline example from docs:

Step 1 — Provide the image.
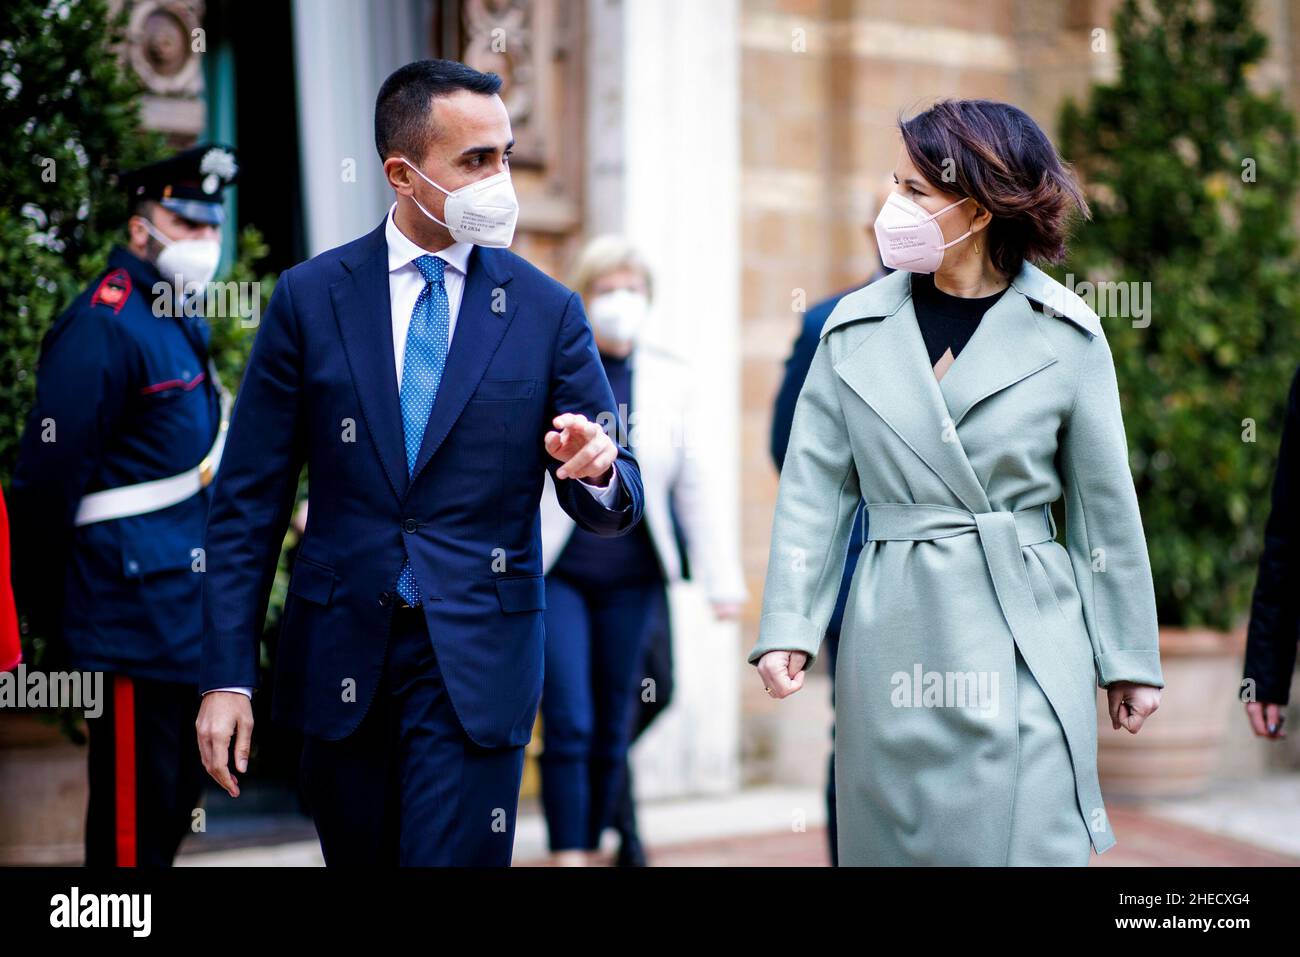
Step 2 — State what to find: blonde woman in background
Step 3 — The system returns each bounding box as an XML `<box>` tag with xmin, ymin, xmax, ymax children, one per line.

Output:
<box><xmin>538</xmin><ymin>236</ymin><xmax>748</xmax><ymax>865</ymax></box>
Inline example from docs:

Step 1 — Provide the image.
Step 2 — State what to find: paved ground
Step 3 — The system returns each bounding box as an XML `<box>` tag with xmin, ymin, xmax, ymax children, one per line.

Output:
<box><xmin>178</xmin><ymin>776</ymin><xmax>1300</xmax><ymax>867</ymax></box>
<box><xmin>519</xmin><ymin>800</ymin><xmax>1300</xmax><ymax>868</ymax></box>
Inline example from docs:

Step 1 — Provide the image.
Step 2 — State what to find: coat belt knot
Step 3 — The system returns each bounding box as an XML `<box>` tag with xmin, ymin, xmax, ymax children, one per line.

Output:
<box><xmin>865</xmin><ymin>502</ymin><xmax>1055</xmax><ymax>546</ymax></box>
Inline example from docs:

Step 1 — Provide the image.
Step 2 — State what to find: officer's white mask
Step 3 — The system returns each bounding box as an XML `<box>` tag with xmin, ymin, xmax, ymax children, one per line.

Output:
<box><xmin>138</xmin><ymin>217</ymin><xmax>222</xmax><ymax>296</ymax></box>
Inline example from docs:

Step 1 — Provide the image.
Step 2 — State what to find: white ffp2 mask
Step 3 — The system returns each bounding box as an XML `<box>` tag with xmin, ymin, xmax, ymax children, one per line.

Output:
<box><xmin>587</xmin><ymin>289</ymin><xmax>650</xmax><ymax>345</ymax></box>
<box><xmin>139</xmin><ymin>217</ymin><xmax>221</xmax><ymax>294</ymax></box>
<box><xmin>400</xmin><ymin>158</ymin><xmax>519</xmax><ymax>248</ymax></box>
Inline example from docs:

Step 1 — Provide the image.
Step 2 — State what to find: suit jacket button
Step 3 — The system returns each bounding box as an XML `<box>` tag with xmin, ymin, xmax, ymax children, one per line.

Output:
<box><xmin>402</xmin><ymin>518</ymin><xmax>418</xmax><ymax>533</ymax></box>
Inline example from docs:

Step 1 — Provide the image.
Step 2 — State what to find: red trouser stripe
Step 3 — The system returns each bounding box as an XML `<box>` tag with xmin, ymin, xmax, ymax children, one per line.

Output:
<box><xmin>113</xmin><ymin>675</ymin><xmax>137</xmax><ymax>867</ymax></box>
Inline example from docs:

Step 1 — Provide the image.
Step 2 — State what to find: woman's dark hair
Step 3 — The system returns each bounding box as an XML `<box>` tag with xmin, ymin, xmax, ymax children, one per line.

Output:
<box><xmin>898</xmin><ymin>98</ymin><xmax>1089</xmax><ymax>276</ymax></box>
<box><xmin>375</xmin><ymin>58</ymin><xmax>503</xmax><ymax>162</ymax></box>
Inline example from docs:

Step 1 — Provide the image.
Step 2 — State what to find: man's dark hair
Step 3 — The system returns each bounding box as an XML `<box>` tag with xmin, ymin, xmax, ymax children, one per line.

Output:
<box><xmin>128</xmin><ymin>198</ymin><xmax>156</xmax><ymax>221</ymax></box>
<box><xmin>374</xmin><ymin>59</ymin><xmax>503</xmax><ymax>162</ymax></box>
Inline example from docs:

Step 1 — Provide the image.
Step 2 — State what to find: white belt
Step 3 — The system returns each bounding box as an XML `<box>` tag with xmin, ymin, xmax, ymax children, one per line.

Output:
<box><xmin>74</xmin><ymin>364</ymin><xmax>232</xmax><ymax>527</ymax></box>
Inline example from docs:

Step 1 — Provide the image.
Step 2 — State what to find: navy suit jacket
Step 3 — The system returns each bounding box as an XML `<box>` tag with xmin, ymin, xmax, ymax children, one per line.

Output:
<box><xmin>200</xmin><ymin>220</ymin><xmax>645</xmax><ymax>747</ymax></box>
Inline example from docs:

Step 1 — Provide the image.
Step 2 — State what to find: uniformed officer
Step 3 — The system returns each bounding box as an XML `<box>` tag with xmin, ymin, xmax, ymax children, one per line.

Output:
<box><xmin>10</xmin><ymin>144</ymin><xmax>238</xmax><ymax>867</ymax></box>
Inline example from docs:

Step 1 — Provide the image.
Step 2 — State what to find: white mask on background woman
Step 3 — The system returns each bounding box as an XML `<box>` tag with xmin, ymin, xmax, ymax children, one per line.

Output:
<box><xmin>587</xmin><ymin>289</ymin><xmax>650</xmax><ymax>345</ymax></box>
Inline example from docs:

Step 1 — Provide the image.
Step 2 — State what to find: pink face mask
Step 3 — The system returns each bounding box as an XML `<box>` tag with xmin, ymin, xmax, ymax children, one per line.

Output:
<box><xmin>873</xmin><ymin>192</ymin><xmax>973</xmax><ymax>273</ymax></box>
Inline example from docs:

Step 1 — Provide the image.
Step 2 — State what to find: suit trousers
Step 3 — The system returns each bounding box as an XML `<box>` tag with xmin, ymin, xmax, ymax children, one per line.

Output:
<box><xmin>299</xmin><ymin>604</ymin><xmax>526</xmax><ymax>866</ymax></box>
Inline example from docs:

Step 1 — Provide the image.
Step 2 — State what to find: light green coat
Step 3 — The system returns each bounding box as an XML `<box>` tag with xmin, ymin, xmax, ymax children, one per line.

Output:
<box><xmin>749</xmin><ymin>260</ymin><xmax>1165</xmax><ymax>865</ymax></box>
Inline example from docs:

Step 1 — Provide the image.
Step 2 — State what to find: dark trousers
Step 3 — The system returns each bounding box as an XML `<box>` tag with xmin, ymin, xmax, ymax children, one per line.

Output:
<box><xmin>539</xmin><ymin>572</ymin><xmax>668</xmax><ymax>851</ymax></box>
<box><xmin>85</xmin><ymin>674</ymin><xmax>205</xmax><ymax>867</ymax></box>
<box><xmin>298</xmin><ymin>604</ymin><xmax>526</xmax><ymax>866</ymax></box>
<box><xmin>824</xmin><ymin>629</ymin><xmax>839</xmax><ymax>867</ymax></box>
<box><xmin>610</xmin><ymin>586</ymin><xmax>675</xmax><ymax>843</ymax></box>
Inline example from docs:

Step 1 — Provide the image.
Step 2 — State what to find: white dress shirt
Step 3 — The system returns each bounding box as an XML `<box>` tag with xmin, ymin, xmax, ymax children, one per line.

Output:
<box><xmin>207</xmin><ymin>205</ymin><xmax>621</xmax><ymax>698</ymax></box>
<box><xmin>386</xmin><ymin>202</ymin><xmax>472</xmax><ymax>388</ymax></box>
<box><xmin>384</xmin><ymin>201</ymin><xmax>618</xmax><ymax>506</ymax></box>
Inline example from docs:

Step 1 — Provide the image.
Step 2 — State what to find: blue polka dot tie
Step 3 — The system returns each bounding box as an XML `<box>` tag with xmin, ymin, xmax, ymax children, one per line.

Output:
<box><xmin>395</xmin><ymin>254</ymin><xmax>449</xmax><ymax>606</ymax></box>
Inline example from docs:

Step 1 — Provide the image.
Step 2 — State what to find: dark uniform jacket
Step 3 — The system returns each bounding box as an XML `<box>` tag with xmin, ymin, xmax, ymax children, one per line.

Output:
<box><xmin>11</xmin><ymin>246</ymin><xmax>219</xmax><ymax>684</ymax></box>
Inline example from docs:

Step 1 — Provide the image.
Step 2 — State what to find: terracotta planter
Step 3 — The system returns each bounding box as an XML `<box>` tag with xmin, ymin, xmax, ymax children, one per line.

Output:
<box><xmin>0</xmin><ymin>713</ymin><xmax>87</xmax><ymax>865</ymax></box>
<box><xmin>1096</xmin><ymin>625</ymin><xmax>1246</xmax><ymax>799</ymax></box>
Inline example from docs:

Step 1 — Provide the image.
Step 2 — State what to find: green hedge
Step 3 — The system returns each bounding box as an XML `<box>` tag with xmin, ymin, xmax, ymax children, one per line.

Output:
<box><xmin>1057</xmin><ymin>0</ymin><xmax>1300</xmax><ymax>630</ymax></box>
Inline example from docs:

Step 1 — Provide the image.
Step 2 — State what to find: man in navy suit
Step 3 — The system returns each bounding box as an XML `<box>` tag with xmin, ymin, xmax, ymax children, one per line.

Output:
<box><xmin>195</xmin><ymin>59</ymin><xmax>644</xmax><ymax>866</ymax></box>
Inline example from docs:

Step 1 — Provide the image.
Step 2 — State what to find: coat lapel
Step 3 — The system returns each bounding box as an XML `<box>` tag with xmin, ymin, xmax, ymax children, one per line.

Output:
<box><xmin>831</xmin><ymin>291</ymin><xmax>990</xmax><ymax>513</ymax></box>
<box><xmin>407</xmin><ymin>245</ymin><xmax>519</xmax><ymax>486</ymax></box>
<box><xmin>331</xmin><ymin>221</ymin><xmax>409</xmax><ymax>502</ymax></box>
<box><xmin>935</xmin><ymin>284</ymin><xmax>1058</xmax><ymax>428</ymax></box>
<box><xmin>824</xmin><ymin>259</ymin><xmax>1079</xmax><ymax>514</ymax></box>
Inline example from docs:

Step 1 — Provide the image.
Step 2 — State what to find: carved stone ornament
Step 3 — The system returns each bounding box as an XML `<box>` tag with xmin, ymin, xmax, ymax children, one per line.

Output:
<box><xmin>126</xmin><ymin>0</ymin><xmax>204</xmax><ymax>96</ymax></box>
<box><xmin>461</xmin><ymin>0</ymin><xmax>537</xmax><ymax>149</ymax></box>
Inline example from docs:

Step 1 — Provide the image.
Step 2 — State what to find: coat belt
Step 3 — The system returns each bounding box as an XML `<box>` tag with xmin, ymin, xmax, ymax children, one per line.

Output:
<box><xmin>865</xmin><ymin>502</ymin><xmax>1055</xmax><ymax>546</ymax></box>
<box><xmin>862</xmin><ymin>501</ymin><xmax>1115</xmax><ymax>856</ymax></box>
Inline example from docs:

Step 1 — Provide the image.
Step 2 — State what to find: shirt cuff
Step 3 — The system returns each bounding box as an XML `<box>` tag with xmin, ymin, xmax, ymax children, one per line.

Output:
<box><xmin>576</xmin><ymin>466</ymin><xmax>621</xmax><ymax>507</ymax></box>
<box><xmin>205</xmin><ymin>686</ymin><xmax>253</xmax><ymax>698</ymax></box>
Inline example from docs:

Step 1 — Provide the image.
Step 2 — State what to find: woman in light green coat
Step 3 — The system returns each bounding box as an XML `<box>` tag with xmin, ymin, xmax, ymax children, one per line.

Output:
<box><xmin>750</xmin><ymin>99</ymin><xmax>1164</xmax><ymax>866</ymax></box>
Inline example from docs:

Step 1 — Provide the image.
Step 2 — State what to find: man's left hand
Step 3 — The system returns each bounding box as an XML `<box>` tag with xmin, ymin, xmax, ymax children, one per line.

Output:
<box><xmin>546</xmin><ymin>412</ymin><xmax>616</xmax><ymax>486</ymax></box>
